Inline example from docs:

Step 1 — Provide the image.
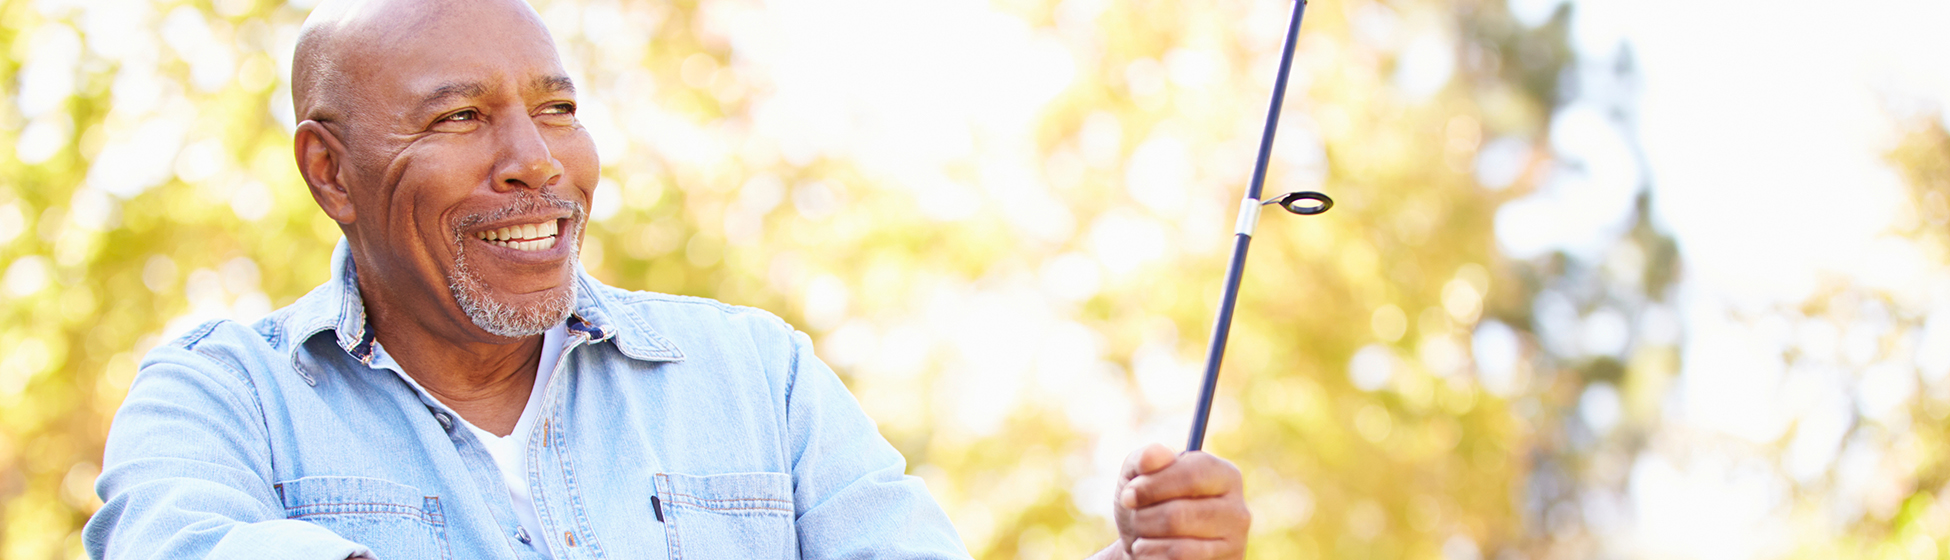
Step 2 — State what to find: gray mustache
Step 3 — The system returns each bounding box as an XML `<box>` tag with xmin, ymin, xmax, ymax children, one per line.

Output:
<box><xmin>453</xmin><ymin>190</ymin><xmax>585</xmax><ymax>233</ymax></box>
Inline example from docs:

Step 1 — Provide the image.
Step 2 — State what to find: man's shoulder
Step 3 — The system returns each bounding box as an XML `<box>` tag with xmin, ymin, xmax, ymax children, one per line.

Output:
<box><xmin>578</xmin><ymin>280</ymin><xmax>809</xmax><ymax>364</ymax></box>
<box><xmin>136</xmin><ymin>316</ymin><xmax>286</xmax><ymax>388</ymax></box>
<box><xmin>142</xmin><ymin>279</ymin><xmax>345</xmax><ymax>384</ymax></box>
<box><xmin>584</xmin><ymin>281</ymin><xmax>796</xmax><ymax>334</ymax></box>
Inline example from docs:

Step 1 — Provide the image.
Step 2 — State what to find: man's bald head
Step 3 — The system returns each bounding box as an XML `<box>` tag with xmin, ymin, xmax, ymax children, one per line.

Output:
<box><xmin>291</xmin><ymin>0</ymin><xmax>557</xmax><ymax>128</ymax></box>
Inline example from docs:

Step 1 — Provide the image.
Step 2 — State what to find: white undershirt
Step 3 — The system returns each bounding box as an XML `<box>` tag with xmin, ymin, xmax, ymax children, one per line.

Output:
<box><xmin>463</xmin><ymin>324</ymin><xmax>566</xmax><ymax>559</ymax></box>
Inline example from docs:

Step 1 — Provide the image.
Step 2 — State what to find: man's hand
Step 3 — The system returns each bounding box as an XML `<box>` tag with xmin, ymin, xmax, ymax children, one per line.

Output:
<box><xmin>1089</xmin><ymin>443</ymin><xmax>1250</xmax><ymax>560</ymax></box>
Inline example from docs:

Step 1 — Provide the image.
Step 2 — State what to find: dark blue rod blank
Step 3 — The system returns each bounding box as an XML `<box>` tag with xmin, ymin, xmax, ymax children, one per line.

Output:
<box><xmin>1186</xmin><ymin>0</ymin><xmax>1309</xmax><ymax>453</ymax></box>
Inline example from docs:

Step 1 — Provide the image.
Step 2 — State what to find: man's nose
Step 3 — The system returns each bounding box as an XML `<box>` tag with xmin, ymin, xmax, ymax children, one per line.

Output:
<box><xmin>493</xmin><ymin>117</ymin><xmax>563</xmax><ymax>191</ymax></box>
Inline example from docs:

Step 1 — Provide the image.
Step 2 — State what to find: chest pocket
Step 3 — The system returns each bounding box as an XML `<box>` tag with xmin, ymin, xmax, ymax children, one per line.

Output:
<box><xmin>655</xmin><ymin>472</ymin><xmax>796</xmax><ymax>560</ymax></box>
<box><xmin>277</xmin><ymin>476</ymin><xmax>452</xmax><ymax>560</ymax></box>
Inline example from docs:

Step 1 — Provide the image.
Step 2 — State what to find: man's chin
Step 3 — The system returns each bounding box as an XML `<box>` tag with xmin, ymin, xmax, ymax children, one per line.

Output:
<box><xmin>450</xmin><ymin>273</ymin><xmax>579</xmax><ymax>339</ymax></box>
<box><xmin>464</xmin><ymin>290</ymin><xmax>576</xmax><ymax>338</ymax></box>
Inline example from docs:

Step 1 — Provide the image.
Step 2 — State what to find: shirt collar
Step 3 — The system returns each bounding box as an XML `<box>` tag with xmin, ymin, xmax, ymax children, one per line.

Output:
<box><xmin>285</xmin><ymin>238</ymin><xmax>684</xmax><ymax>374</ymax></box>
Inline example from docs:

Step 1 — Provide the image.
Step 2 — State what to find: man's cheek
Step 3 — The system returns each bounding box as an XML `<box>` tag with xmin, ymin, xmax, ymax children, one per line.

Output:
<box><xmin>556</xmin><ymin>132</ymin><xmax>599</xmax><ymax>172</ymax></box>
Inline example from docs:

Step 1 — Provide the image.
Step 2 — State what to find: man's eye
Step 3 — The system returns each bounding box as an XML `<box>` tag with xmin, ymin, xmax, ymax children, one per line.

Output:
<box><xmin>541</xmin><ymin>102</ymin><xmax>576</xmax><ymax>115</ymax></box>
<box><xmin>442</xmin><ymin>109</ymin><xmax>480</xmax><ymax>122</ymax></box>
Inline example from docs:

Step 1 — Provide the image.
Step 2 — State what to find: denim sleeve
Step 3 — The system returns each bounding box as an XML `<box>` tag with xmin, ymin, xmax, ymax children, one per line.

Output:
<box><xmin>783</xmin><ymin>328</ymin><xmax>973</xmax><ymax>559</ymax></box>
<box><xmin>84</xmin><ymin>341</ymin><xmax>371</xmax><ymax>560</ymax></box>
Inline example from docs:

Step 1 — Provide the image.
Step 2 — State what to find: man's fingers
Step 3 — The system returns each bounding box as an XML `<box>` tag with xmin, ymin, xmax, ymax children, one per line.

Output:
<box><xmin>1129</xmin><ymin>537</ymin><xmax>1243</xmax><ymax>560</ymax></box>
<box><xmin>1127</xmin><ymin>496</ymin><xmax>1250</xmax><ymax>540</ymax></box>
<box><xmin>1119</xmin><ymin>442</ymin><xmax>1178</xmax><ymax>482</ymax></box>
<box><xmin>1111</xmin><ymin>448</ymin><xmax>1251</xmax><ymax>560</ymax></box>
<box><xmin>1121</xmin><ymin>451</ymin><xmax>1241</xmax><ymax>509</ymax></box>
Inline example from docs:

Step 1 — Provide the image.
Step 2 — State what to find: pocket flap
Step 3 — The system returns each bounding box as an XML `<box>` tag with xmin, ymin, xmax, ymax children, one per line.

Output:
<box><xmin>654</xmin><ymin>472</ymin><xmax>793</xmax><ymax>516</ymax></box>
<box><xmin>276</xmin><ymin>476</ymin><xmax>440</xmax><ymax>522</ymax></box>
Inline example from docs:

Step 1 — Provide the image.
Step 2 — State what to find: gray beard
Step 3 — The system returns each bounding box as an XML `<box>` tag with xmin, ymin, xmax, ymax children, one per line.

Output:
<box><xmin>448</xmin><ymin>233</ymin><xmax>579</xmax><ymax>338</ymax></box>
<box><xmin>446</xmin><ymin>189</ymin><xmax>586</xmax><ymax>338</ymax></box>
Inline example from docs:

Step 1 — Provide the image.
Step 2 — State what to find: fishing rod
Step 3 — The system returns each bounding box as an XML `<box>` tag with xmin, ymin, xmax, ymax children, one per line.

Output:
<box><xmin>1186</xmin><ymin>0</ymin><xmax>1330</xmax><ymax>452</ymax></box>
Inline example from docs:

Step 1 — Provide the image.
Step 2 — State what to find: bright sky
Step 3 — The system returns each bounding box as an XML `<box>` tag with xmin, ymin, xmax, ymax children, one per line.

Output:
<box><xmin>1629</xmin><ymin>0</ymin><xmax>1946</xmax><ymax>306</ymax></box>
<box><xmin>1504</xmin><ymin>0</ymin><xmax>1950</xmax><ymax>301</ymax></box>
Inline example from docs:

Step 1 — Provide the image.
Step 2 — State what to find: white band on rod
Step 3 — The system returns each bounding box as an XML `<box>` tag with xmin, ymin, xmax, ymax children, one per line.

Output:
<box><xmin>1233</xmin><ymin>197</ymin><xmax>1262</xmax><ymax>236</ymax></box>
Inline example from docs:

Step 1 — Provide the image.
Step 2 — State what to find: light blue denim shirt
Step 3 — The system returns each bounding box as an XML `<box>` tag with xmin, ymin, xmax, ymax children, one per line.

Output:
<box><xmin>86</xmin><ymin>241</ymin><xmax>970</xmax><ymax>560</ymax></box>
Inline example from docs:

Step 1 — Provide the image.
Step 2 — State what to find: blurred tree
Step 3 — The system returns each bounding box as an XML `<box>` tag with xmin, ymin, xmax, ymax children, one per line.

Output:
<box><xmin>1802</xmin><ymin>115</ymin><xmax>1950</xmax><ymax>559</ymax></box>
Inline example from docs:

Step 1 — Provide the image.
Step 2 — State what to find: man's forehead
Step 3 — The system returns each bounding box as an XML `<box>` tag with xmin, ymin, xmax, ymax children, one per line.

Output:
<box><xmin>306</xmin><ymin>0</ymin><xmax>561</xmax><ymax>76</ymax></box>
<box><xmin>310</xmin><ymin>0</ymin><xmax>569</xmax><ymax>103</ymax></box>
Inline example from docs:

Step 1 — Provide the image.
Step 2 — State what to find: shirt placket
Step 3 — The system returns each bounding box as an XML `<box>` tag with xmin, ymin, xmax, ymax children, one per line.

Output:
<box><xmin>528</xmin><ymin>330</ymin><xmax>601</xmax><ymax>559</ymax></box>
<box><xmin>368</xmin><ymin>342</ymin><xmax>548</xmax><ymax>559</ymax></box>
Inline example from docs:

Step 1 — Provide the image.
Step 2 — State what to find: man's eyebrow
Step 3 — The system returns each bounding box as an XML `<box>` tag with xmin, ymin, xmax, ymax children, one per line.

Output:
<box><xmin>418</xmin><ymin>81</ymin><xmax>489</xmax><ymax>111</ymax></box>
<box><xmin>530</xmin><ymin>75</ymin><xmax>575</xmax><ymax>96</ymax></box>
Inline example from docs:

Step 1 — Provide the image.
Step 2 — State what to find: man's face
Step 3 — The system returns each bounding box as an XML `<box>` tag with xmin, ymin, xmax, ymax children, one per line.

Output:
<box><xmin>331</xmin><ymin>2</ymin><xmax>597</xmax><ymax>339</ymax></box>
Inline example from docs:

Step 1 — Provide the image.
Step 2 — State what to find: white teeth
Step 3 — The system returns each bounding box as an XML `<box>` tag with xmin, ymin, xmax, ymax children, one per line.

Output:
<box><xmin>473</xmin><ymin>220</ymin><xmax>561</xmax><ymax>251</ymax></box>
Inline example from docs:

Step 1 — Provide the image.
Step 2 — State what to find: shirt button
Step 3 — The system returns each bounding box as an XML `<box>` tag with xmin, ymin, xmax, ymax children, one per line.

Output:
<box><xmin>434</xmin><ymin>412</ymin><xmax>453</xmax><ymax>430</ymax></box>
<box><xmin>516</xmin><ymin>526</ymin><xmax>532</xmax><ymax>544</ymax></box>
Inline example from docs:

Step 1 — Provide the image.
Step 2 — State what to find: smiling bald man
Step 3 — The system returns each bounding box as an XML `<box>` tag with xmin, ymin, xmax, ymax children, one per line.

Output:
<box><xmin>84</xmin><ymin>1</ymin><xmax>1249</xmax><ymax>559</ymax></box>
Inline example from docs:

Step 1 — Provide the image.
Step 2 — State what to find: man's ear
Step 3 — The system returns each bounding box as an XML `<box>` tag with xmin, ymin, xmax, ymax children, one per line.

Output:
<box><xmin>295</xmin><ymin>120</ymin><xmax>356</xmax><ymax>224</ymax></box>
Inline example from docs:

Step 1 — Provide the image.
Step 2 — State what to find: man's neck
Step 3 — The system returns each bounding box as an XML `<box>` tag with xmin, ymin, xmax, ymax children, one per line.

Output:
<box><xmin>359</xmin><ymin>283</ymin><xmax>546</xmax><ymax>437</ymax></box>
<box><xmin>375</xmin><ymin>323</ymin><xmax>543</xmax><ymax>437</ymax></box>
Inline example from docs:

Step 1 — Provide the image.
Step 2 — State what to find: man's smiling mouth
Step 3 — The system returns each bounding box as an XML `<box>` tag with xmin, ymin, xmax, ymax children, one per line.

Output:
<box><xmin>474</xmin><ymin>220</ymin><xmax>559</xmax><ymax>251</ymax></box>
